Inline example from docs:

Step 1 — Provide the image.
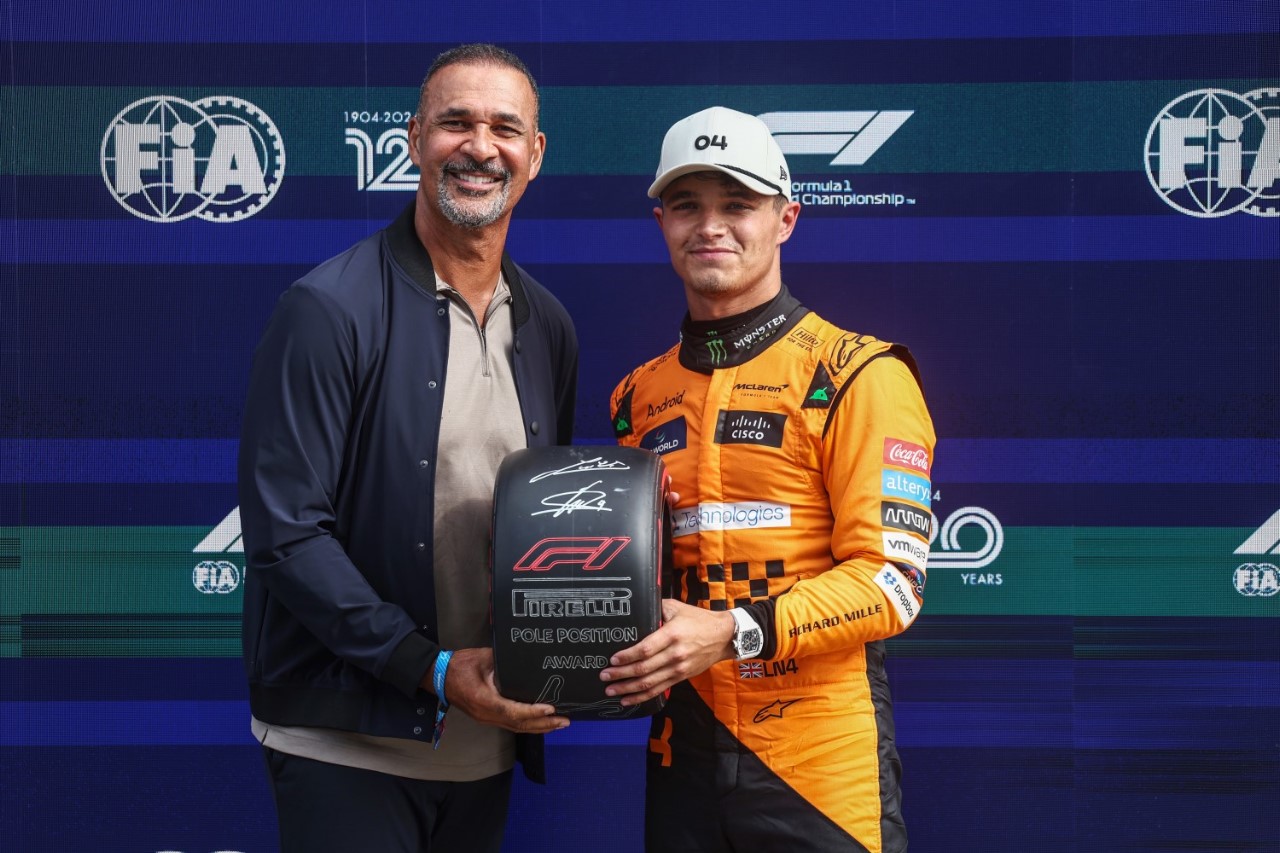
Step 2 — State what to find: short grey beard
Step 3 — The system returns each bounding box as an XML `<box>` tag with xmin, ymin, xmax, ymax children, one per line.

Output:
<box><xmin>436</xmin><ymin>170</ymin><xmax>511</xmax><ymax>228</ymax></box>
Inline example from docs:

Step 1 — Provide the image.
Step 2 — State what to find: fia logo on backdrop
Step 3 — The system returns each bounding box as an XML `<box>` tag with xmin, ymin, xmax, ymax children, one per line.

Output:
<box><xmin>101</xmin><ymin>95</ymin><xmax>285</xmax><ymax>222</ymax></box>
<box><xmin>192</xmin><ymin>506</ymin><xmax>243</xmax><ymax>594</ymax></box>
<box><xmin>1233</xmin><ymin>508</ymin><xmax>1280</xmax><ymax>598</ymax></box>
<box><xmin>1145</xmin><ymin>87</ymin><xmax>1280</xmax><ymax>218</ymax></box>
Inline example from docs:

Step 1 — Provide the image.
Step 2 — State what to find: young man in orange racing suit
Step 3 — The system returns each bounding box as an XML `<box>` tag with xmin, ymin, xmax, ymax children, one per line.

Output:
<box><xmin>600</xmin><ymin>107</ymin><xmax>935</xmax><ymax>853</ymax></box>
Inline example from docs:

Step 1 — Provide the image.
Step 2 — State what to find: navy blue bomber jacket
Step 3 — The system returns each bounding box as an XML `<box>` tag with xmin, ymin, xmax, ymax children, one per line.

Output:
<box><xmin>238</xmin><ymin>204</ymin><xmax>578</xmax><ymax>783</ymax></box>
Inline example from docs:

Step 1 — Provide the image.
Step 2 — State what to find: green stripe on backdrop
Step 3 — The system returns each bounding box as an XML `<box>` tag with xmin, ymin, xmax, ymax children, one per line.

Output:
<box><xmin>1</xmin><ymin>535</ymin><xmax>20</xmax><ymax>656</ymax></box>
<box><xmin>9</xmin><ymin>525</ymin><xmax>240</xmax><ymax>614</ymax></box>
<box><xmin>1</xmin><ymin>525</ymin><xmax>1273</xmax><ymax>657</ymax></box>
<box><xmin>930</xmin><ymin>526</ymin><xmax>1275</xmax><ymax>617</ymax></box>
<box><xmin>5</xmin><ymin>525</ymin><xmax>242</xmax><ymax>657</ymax></box>
<box><xmin>19</xmin><ymin>616</ymin><xmax>241</xmax><ymax>657</ymax></box>
<box><xmin>3</xmin><ymin>80</ymin><xmax>1272</xmax><ymax>176</ymax></box>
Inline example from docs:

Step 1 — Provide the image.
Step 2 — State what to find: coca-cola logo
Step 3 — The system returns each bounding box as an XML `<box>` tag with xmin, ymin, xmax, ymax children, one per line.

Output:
<box><xmin>883</xmin><ymin>437</ymin><xmax>930</xmax><ymax>474</ymax></box>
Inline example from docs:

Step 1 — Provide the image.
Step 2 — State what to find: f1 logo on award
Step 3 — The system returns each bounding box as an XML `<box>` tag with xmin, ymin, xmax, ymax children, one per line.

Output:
<box><xmin>513</xmin><ymin>537</ymin><xmax>631</xmax><ymax>572</ymax></box>
<box><xmin>101</xmin><ymin>95</ymin><xmax>286</xmax><ymax>222</ymax></box>
<box><xmin>1144</xmin><ymin>87</ymin><xmax>1279</xmax><ymax>218</ymax></box>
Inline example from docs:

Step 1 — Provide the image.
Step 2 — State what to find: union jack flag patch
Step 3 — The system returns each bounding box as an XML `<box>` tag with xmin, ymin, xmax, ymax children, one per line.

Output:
<box><xmin>738</xmin><ymin>661</ymin><xmax>765</xmax><ymax>678</ymax></box>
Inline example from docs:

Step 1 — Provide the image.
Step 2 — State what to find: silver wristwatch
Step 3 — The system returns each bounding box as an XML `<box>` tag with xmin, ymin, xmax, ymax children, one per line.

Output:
<box><xmin>729</xmin><ymin>608</ymin><xmax>764</xmax><ymax>660</ymax></box>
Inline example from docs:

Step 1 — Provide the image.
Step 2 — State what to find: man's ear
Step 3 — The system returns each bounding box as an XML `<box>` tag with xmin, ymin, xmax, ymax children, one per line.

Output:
<box><xmin>776</xmin><ymin>200</ymin><xmax>801</xmax><ymax>245</ymax></box>
<box><xmin>407</xmin><ymin>115</ymin><xmax>423</xmax><ymax>168</ymax></box>
<box><xmin>527</xmin><ymin>131</ymin><xmax>547</xmax><ymax>181</ymax></box>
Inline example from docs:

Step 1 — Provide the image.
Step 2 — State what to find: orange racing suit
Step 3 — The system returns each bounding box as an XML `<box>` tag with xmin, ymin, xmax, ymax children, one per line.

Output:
<box><xmin>610</xmin><ymin>287</ymin><xmax>934</xmax><ymax>853</ymax></box>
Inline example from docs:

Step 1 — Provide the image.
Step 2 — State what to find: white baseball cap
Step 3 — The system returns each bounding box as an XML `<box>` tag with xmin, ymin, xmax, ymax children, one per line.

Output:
<box><xmin>648</xmin><ymin>106</ymin><xmax>792</xmax><ymax>201</ymax></box>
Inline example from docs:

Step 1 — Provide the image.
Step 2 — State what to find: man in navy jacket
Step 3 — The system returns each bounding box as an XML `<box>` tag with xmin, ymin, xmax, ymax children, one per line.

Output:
<box><xmin>238</xmin><ymin>44</ymin><xmax>577</xmax><ymax>852</ymax></box>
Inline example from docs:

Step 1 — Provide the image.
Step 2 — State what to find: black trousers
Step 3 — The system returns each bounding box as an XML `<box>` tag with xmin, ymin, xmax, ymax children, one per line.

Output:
<box><xmin>262</xmin><ymin>746</ymin><xmax>514</xmax><ymax>853</ymax></box>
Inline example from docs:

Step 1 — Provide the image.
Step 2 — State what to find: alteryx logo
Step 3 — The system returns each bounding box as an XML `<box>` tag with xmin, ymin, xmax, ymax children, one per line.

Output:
<box><xmin>883</xmin><ymin>470</ymin><xmax>931</xmax><ymax>508</ymax></box>
<box><xmin>758</xmin><ymin>111</ymin><xmax>913</xmax><ymax>166</ymax></box>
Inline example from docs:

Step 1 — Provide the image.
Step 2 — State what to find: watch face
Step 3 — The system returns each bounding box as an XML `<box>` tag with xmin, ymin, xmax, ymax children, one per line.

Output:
<box><xmin>739</xmin><ymin>628</ymin><xmax>763</xmax><ymax>656</ymax></box>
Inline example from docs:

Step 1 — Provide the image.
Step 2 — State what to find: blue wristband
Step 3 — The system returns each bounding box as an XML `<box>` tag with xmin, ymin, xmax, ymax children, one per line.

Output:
<box><xmin>432</xmin><ymin>650</ymin><xmax>453</xmax><ymax>708</ymax></box>
<box><xmin>431</xmin><ymin>650</ymin><xmax>453</xmax><ymax>750</ymax></box>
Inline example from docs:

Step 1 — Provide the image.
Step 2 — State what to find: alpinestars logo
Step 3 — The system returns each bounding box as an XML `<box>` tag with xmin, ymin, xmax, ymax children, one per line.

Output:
<box><xmin>758</xmin><ymin>111</ymin><xmax>913</xmax><ymax>166</ymax></box>
<box><xmin>102</xmin><ymin>95</ymin><xmax>285</xmax><ymax>222</ymax></box>
<box><xmin>193</xmin><ymin>506</ymin><xmax>243</xmax><ymax>594</ymax></box>
<box><xmin>1144</xmin><ymin>87</ymin><xmax>1280</xmax><ymax>218</ymax></box>
<box><xmin>752</xmin><ymin>698</ymin><xmax>802</xmax><ymax>723</ymax></box>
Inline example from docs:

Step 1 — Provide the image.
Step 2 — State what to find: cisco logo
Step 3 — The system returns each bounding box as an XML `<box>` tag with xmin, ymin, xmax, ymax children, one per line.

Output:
<box><xmin>1144</xmin><ymin>87</ymin><xmax>1279</xmax><ymax>218</ymax></box>
<box><xmin>101</xmin><ymin>95</ymin><xmax>285</xmax><ymax>222</ymax></box>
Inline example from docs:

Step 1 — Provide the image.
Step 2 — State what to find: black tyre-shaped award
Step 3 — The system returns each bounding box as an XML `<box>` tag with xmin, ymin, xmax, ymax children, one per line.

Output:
<box><xmin>490</xmin><ymin>445</ymin><xmax>670</xmax><ymax>720</ymax></box>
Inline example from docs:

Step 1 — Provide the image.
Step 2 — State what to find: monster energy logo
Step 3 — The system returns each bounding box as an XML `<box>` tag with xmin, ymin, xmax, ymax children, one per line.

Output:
<box><xmin>706</xmin><ymin>339</ymin><xmax>727</xmax><ymax>364</ymax></box>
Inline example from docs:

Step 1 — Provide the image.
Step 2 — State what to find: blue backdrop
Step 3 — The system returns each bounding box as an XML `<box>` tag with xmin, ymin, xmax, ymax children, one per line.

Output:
<box><xmin>2</xmin><ymin>2</ymin><xmax>1278</xmax><ymax>851</ymax></box>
